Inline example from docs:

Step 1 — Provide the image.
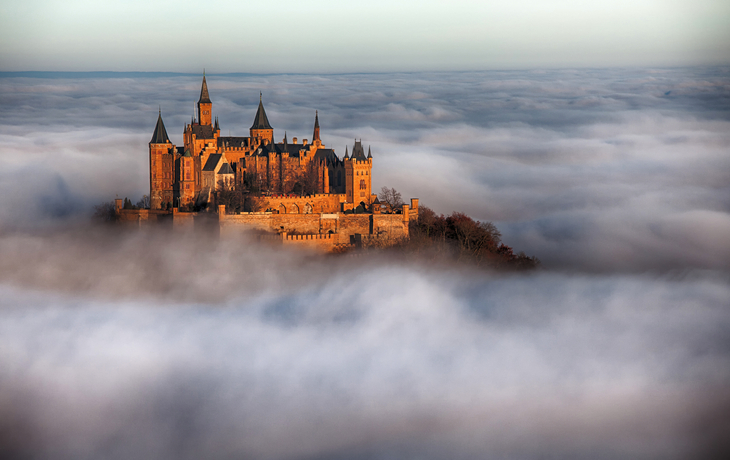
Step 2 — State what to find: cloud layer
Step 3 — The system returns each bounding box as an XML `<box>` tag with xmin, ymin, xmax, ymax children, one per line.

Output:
<box><xmin>1</xmin><ymin>67</ymin><xmax>729</xmax><ymax>270</ymax></box>
<box><xmin>1</xmin><ymin>68</ymin><xmax>729</xmax><ymax>458</ymax></box>
<box><xmin>1</xmin><ymin>229</ymin><xmax>729</xmax><ymax>459</ymax></box>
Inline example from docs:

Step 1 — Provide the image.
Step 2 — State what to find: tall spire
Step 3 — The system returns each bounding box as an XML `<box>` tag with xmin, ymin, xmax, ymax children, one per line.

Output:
<box><xmin>313</xmin><ymin>110</ymin><xmax>320</xmax><ymax>142</ymax></box>
<box><xmin>250</xmin><ymin>93</ymin><xmax>272</xmax><ymax>130</ymax></box>
<box><xmin>214</xmin><ymin>116</ymin><xmax>219</xmax><ymax>131</ymax></box>
<box><xmin>150</xmin><ymin>111</ymin><xmax>169</xmax><ymax>144</ymax></box>
<box><xmin>367</xmin><ymin>145</ymin><xmax>372</xmax><ymax>159</ymax></box>
<box><xmin>198</xmin><ymin>75</ymin><xmax>211</xmax><ymax>104</ymax></box>
<box><xmin>343</xmin><ymin>145</ymin><xmax>349</xmax><ymax>160</ymax></box>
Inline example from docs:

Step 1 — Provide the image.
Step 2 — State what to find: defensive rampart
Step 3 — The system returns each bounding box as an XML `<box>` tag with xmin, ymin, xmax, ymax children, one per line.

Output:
<box><xmin>114</xmin><ymin>197</ymin><xmax>419</xmax><ymax>252</ymax></box>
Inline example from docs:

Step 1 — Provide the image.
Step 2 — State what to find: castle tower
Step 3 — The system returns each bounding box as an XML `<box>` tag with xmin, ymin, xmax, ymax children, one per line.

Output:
<box><xmin>250</xmin><ymin>93</ymin><xmax>273</xmax><ymax>143</ymax></box>
<box><xmin>178</xmin><ymin>149</ymin><xmax>195</xmax><ymax>206</ymax></box>
<box><xmin>344</xmin><ymin>140</ymin><xmax>373</xmax><ymax>204</ymax></box>
<box><xmin>149</xmin><ymin>110</ymin><xmax>173</xmax><ymax>210</ymax></box>
<box><xmin>312</xmin><ymin>110</ymin><xmax>320</xmax><ymax>144</ymax></box>
<box><xmin>198</xmin><ymin>75</ymin><xmax>212</xmax><ymax>127</ymax></box>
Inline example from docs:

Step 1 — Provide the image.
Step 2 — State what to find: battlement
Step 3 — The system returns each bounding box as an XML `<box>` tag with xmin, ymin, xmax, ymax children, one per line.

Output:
<box><xmin>140</xmin><ymin>75</ymin><xmax>417</xmax><ymax>252</ymax></box>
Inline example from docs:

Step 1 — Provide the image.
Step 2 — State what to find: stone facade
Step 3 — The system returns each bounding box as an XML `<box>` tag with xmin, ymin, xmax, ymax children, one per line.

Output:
<box><xmin>135</xmin><ymin>75</ymin><xmax>418</xmax><ymax>252</ymax></box>
<box><xmin>149</xmin><ymin>75</ymin><xmax>373</xmax><ymax>211</ymax></box>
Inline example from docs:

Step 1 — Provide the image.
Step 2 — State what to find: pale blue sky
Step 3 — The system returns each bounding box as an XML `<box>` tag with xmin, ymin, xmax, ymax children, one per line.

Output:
<box><xmin>1</xmin><ymin>0</ymin><xmax>729</xmax><ymax>71</ymax></box>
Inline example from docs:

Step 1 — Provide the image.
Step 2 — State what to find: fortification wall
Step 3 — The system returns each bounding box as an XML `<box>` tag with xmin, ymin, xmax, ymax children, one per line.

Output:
<box><xmin>116</xmin><ymin>208</ymin><xmax>171</xmax><ymax>226</ymax></box>
<box><xmin>372</xmin><ymin>214</ymin><xmax>409</xmax><ymax>239</ymax></box>
<box><xmin>263</xmin><ymin>194</ymin><xmax>344</xmax><ymax>214</ymax></box>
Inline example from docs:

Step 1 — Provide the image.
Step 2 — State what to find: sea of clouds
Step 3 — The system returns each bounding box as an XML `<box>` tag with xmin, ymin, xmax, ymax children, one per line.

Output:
<box><xmin>0</xmin><ymin>68</ymin><xmax>729</xmax><ymax>458</ymax></box>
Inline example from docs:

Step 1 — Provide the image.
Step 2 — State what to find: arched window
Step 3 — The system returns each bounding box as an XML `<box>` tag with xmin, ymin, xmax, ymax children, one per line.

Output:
<box><xmin>304</xmin><ymin>203</ymin><xmax>313</xmax><ymax>214</ymax></box>
<box><xmin>359</xmin><ymin>179</ymin><xmax>366</xmax><ymax>190</ymax></box>
<box><xmin>291</xmin><ymin>203</ymin><xmax>300</xmax><ymax>214</ymax></box>
<box><xmin>279</xmin><ymin>204</ymin><xmax>286</xmax><ymax>214</ymax></box>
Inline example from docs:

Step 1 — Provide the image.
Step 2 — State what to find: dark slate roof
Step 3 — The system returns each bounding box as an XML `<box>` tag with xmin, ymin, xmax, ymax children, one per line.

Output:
<box><xmin>218</xmin><ymin>136</ymin><xmax>249</xmax><ymax>148</ymax></box>
<box><xmin>367</xmin><ymin>146</ymin><xmax>372</xmax><ymax>159</ymax></box>
<box><xmin>314</xmin><ymin>148</ymin><xmax>338</xmax><ymax>164</ymax></box>
<box><xmin>182</xmin><ymin>149</ymin><xmax>192</xmax><ymax>157</ymax></box>
<box><xmin>176</xmin><ymin>146</ymin><xmax>185</xmax><ymax>154</ymax></box>
<box><xmin>351</xmin><ymin>140</ymin><xmax>367</xmax><ymax>160</ymax></box>
<box><xmin>150</xmin><ymin>112</ymin><xmax>169</xmax><ymax>144</ymax></box>
<box><xmin>250</xmin><ymin>97</ymin><xmax>273</xmax><ymax>130</ymax></box>
<box><xmin>199</xmin><ymin>76</ymin><xmax>211</xmax><ymax>104</ymax></box>
<box><xmin>218</xmin><ymin>163</ymin><xmax>234</xmax><ymax>175</ymax></box>
<box><xmin>203</xmin><ymin>154</ymin><xmax>222</xmax><ymax>171</ymax></box>
<box><xmin>191</xmin><ymin>125</ymin><xmax>215</xmax><ymax>139</ymax></box>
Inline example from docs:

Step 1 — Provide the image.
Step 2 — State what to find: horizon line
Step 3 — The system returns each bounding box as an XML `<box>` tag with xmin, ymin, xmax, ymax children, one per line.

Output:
<box><xmin>2</xmin><ymin>64</ymin><xmax>729</xmax><ymax>79</ymax></box>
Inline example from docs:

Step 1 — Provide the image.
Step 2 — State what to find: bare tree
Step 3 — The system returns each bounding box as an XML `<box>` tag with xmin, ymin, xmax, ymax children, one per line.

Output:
<box><xmin>135</xmin><ymin>195</ymin><xmax>150</xmax><ymax>209</ymax></box>
<box><xmin>92</xmin><ymin>200</ymin><xmax>117</xmax><ymax>222</ymax></box>
<box><xmin>291</xmin><ymin>163</ymin><xmax>320</xmax><ymax>196</ymax></box>
<box><xmin>216</xmin><ymin>179</ymin><xmax>245</xmax><ymax>213</ymax></box>
<box><xmin>378</xmin><ymin>186</ymin><xmax>404</xmax><ymax>211</ymax></box>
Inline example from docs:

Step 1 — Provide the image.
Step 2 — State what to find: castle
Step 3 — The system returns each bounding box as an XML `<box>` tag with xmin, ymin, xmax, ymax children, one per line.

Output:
<box><xmin>149</xmin><ymin>75</ymin><xmax>375</xmax><ymax>212</ymax></box>
<box><xmin>116</xmin><ymin>74</ymin><xmax>419</xmax><ymax>251</ymax></box>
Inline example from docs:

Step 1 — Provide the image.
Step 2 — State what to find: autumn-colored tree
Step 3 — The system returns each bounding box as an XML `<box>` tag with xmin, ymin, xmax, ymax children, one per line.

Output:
<box><xmin>400</xmin><ymin>205</ymin><xmax>538</xmax><ymax>270</ymax></box>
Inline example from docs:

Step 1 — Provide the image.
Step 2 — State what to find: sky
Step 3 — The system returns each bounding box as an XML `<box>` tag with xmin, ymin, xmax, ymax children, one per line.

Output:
<box><xmin>1</xmin><ymin>1</ymin><xmax>730</xmax><ymax>458</ymax></box>
<box><xmin>1</xmin><ymin>0</ymin><xmax>729</xmax><ymax>72</ymax></box>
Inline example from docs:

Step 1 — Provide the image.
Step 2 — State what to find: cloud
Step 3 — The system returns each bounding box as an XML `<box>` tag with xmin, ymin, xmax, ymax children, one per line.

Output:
<box><xmin>1</xmin><ymin>68</ymin><xmax>729</xmax><ymax>456</ymax></box>
<box><xmin>0</xmin><ymin>229</ymin><xmax>729</xmax><ymax>459</ymax></box>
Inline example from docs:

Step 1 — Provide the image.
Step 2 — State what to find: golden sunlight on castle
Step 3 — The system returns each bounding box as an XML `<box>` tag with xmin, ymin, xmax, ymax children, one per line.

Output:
<box><xmin>116</xmin><ymin>75</ymin><xmax>419</xmax><ymax>251</ymax></box>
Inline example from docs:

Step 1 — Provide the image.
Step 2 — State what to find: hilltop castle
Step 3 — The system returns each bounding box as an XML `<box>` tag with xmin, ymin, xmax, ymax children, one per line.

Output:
<box><xmin>116</xmin><ymin>75</ymin><xmax>419</xmax><ymax>251</ymax></box>
<box><xmin>149</xmin><ymin>75</ymin><xmax>374</xmax><ymax>212</ymax></box>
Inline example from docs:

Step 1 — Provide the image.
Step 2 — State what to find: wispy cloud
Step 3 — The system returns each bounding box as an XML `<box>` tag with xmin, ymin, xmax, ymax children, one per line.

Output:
<box><xmin>1</xmin><ymin>68</ymin><xmax>729</xmax><ymax>458</ymax></box>
<box><xmin>1</xmin><ymin>230</ymin><xmax>729</xmax><ymax>459</ymax></box>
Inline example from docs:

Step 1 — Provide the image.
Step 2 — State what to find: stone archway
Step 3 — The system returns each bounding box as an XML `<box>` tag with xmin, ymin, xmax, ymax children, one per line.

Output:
<box><xmin>291</xmin><ymin>203</ymin><xmax>300</xmax><ymax>214</ymax></box>
<box><xmin>304</xmin><ymin>203</ymin><xmax>313</xmax><ymax>214</ymax></box>
<box><xmin>279</xmin><ymin>204</ymin><xmax>286</xmax><ymax>214</ymax></box>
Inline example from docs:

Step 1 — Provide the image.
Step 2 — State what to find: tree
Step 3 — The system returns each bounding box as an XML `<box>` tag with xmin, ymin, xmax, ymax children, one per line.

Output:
<box><xmin>135</xmin><ymin>195</ymin><xmax>150</xmax><ymax>209</ymax></box>
<box><xmin>378</xmin><ymin>186</ymin><xmax>404</xmax><ymax>211</ymax></box>
<box><xmin>216</xmin><ymin>179</ymin><xmax>245</xmax><ymax>213</ymax></box>
<box><xmin>92</xmin><ymin>200</ymin><xmax>117</xmax><ymax>222</ymax></box>
<box><xmin>291</xmin><ymin>162</ymin><xmax>320</xmax><ymax>196</ymax></box>
<box><xmin>244</xmin><ymin>195</ymin><xmax>265</xmax><ymax>212</ymax></box>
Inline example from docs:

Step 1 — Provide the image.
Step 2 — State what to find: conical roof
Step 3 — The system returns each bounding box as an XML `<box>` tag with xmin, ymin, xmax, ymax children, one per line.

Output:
<box><xmin>367</xmin><ymin>146</ymin><xmax>372</xmax><ymax>158</ymax></box>
<box><xmin>199</xmin><ymin>76</ymin><xmax>211</xmax><ymax>104</ymax></box>
<box><xmin>312</xmin><ymin>110</ymin><xmax>320</xmax><ymax>141</ymax></box>
<box><xmin>150</xmin><ymin>111</ymin><xmax>169</xmax><ymax>144</ymax></box>
<box><xmin>351</xmin><ymin>140</ymin><xmax>367</xmax><ymax>160</ymax></box>
<box><xmin>250</xmin><ymin>93</ymin><xmax>272</xmax><ymax>130</ymax></box>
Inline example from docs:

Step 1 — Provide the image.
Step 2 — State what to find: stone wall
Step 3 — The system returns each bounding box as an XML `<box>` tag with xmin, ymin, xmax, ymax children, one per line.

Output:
<box><xmin>115</xmin><ymin>196</ymin><xmax>419</xmax><ymax>252</ymax></box>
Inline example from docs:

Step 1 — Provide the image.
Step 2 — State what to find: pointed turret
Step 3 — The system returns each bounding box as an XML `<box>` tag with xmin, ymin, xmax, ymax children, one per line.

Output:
<box><xmin>367</xmin><ymin>146</ymin><xmax>372</xmax><ymax>159</ymax></box>
<box><xmin>197</xmin><ymin>74</ymin><xmax>213</xmax><ymax>126</ymax></box>
<box><xmin>250</xmin><ymin>92</ymin><xmax>274</xmax><ymax>143</ymax></box>
<box><xmin>313</xmin><ymin>110</ymin><xmax>320</xmax><ymax>142</ymax></box>
<box><xmin>250</xmin><ymin>93</ymin><xmax>273</xmax><ymax>130</ymax></box>
<box><xmin>198</xmin><ymin>75</ymin><xmax>211</xmax><ymax>104</ymax></box>
<box><xmin>150</xmin><ymin>110</ymin><xmax>169</xmax><ymax>144</ymax></box>
<box><xmin>214</xmin><ymin>116</ymin><xmax>219</xmax><ymax>131</ymax></box>
<box><xmin>343</xmin><ymin>145</ymin><xmax>349</xmax><ymax>160</ymax></box>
